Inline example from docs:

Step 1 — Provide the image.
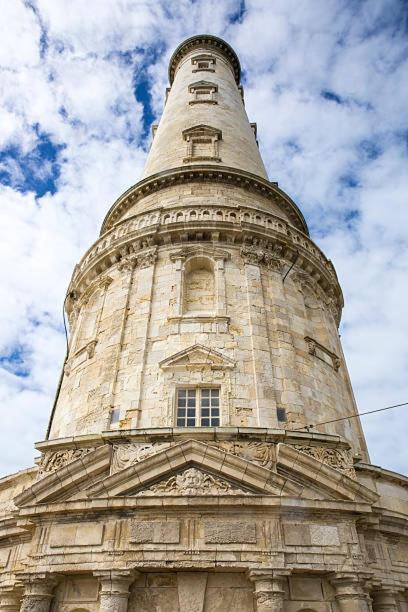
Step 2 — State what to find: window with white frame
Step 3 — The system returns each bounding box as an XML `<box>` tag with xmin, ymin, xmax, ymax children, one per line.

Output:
<box><xmin>176</xmin><ymin>388</ymin><xmax>220</xmax><ymax>427</ymax></box>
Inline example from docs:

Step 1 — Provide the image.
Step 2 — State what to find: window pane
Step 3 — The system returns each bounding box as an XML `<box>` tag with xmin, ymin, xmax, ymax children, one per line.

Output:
<box><xmin>110</xmin><ymin>409</ymin><xmax>120</xmax><ymax>424</ymax></box>
<box><xmin>211</xmin><ymin>389</ymin><xmax>219</xmax><ymax>397</ymax></box>
<box><xmin>177</xmin><ymin>418</ymin><xmax>185</xmax><ymax>427</ymax></box>
<box><xmin>277</xmin><ymin>407</ymin><xmax>287</xmax><ymax>422</ymax></box>
<box><xmin>212</xmin><ymin>397</ymin><xmax>219</xmax><ymax>406</ymax></box>
<box><xmin>201</xmin><ymin>398</ymin><xmax>209</xmax><ymax>407</ymax></box>
<box><xmin>186</xmin><ymin>418</ymin><xmax>195</xmax><ymax>426</ymax></box>
<box><xmin>178</xmin><ymin>408</ymin><xmax>185</xmax><ymax>417</ymax></box>
<box><xmin>210</xmin><ymin>417</ymin><xmax>220</xmax><ymax>426</ymax></box>
<box><xmin>201</xmin><ymin>418</ymin><xmax>209</xmax><ymax>426</ymax></box>
<box><xmin>212</xmin><ymin>407</ymin><xmax>219</xmax><ymax>416</ymax></box>
<box><xmin>178</xmin><ymin>389</ymin><xmax>186</xmax><ymax>397</ymax></box>
<box><xmin>187</xmin><ymin>408</ymin><xmax>195</xmax><ymax>417</ymax></box>
<box><xmin>187</xmin><ymin>389</ymin><xmax>195</xmax><ymax>398</ymax></box>
<box><xmin>201</xmin><ymin>408</ymin><xmax>209</xmax><ymax>416</ymax></box>
<box><xmin>201</xmin><ymin>389</ymin><xmax>209</xmax><ymax>397</ymax></box>
<box><xmin>187</xmin><ymin>398</ymin><xmax>195</xmax><ymax>407</ymax></box>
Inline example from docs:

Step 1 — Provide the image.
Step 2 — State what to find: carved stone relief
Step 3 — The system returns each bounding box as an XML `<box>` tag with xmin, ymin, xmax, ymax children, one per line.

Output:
<box><xmin>111</xmin><ymin>443</ymin><xmax>170</xmax><ymax>474</ymax></box>
<box><xmin>111</xmin><ymin>440</ymin><xmax>275</xmax><ymax>475</ymax></box>
<box><xmin>136</xmin><ymin>467</ymin><xmax>249</xmax><ymax>496</ymax></box>
<box><xmin>293</xmin><ymin>445</ymin><xmax>356</xmax><ymax>479</ymax></box>
<box><xmin>37</xmin><ymin>447</ymin><xmax>96</xmax><ymax>478</ymax></box>
<box><xmin>241</xmin><ymin>244</ymin><xmax>283</xmax><ymax>272</ymax></box>
<box><xmin>215</xmin><ymin>441</ymin><xmax>275</xmax><ymax>470</ymax></box>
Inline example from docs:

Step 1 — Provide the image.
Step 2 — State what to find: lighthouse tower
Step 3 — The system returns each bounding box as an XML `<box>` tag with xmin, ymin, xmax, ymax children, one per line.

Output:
<box><xmin>0</xmin><ymin>35</ymin><xmax>406</xmax><ymax>612</ymax></box>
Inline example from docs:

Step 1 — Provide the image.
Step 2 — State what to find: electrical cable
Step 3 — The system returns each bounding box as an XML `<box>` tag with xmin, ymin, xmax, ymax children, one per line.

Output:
<box><xmin>45</xmin><ymin>292</ymin><xmax>73</xmax><ymax>439</ymax></box>
<box><xmin>293</xmin><ymin>401</ymin><xmax>408</xmax><ymax>431</ymax></box>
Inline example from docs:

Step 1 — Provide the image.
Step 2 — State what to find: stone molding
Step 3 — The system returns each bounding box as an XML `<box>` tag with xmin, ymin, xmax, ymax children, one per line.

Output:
<box><xmin>35</xmin><ymin>435</ymin><xmax>353</xmax><ymax>480</ymax></box>
<box><xmin>100</xmin><ymin>166</ymin><xmax>307</xmax><ymax>234</ymax></box>
<box><xmin>305</xmin><ymin>336</ymin><xmax>341</xmax><ymax>370</ymax></box>
<box><xmin>168</xmin><ymin>34</ymin><xmax>241</xmax><ymax>84</ymax></box>
<box><xmin>66</xmin><ymin>206</ymin><xmax>343</xmax><ymax>325</ymax></box>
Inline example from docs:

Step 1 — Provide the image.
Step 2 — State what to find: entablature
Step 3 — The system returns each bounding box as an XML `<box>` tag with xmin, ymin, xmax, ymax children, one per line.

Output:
<box><xmin>66</xmin><ymin>204</ymin><xmax>343</xmax><ymax>326</ymax></box>
<box><xmin>100</xmin><ymin>166</ymin><xmax>308</xmax><ymax>235</ymax></box>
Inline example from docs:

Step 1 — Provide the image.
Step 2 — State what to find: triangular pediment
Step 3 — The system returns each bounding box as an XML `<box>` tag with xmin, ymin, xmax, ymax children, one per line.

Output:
<box><xmin>159</xmin><ymin>344</ymin><xmax>235</xmax><ymax>370</ymax></box>
<box><xmin>86</xmin><ymin>439</ymin><xmax>300</xmax><ymax>499</ymax></box>
<box><xmin>13</xmin><ymin>439</ymin><xmax>378</xmax><ymax>509</ymax></box>
<box><xmin>189</xmin><ymin>80</ymin><xmax>218</xmax><ymax>90</ymax></box>
<box><xmin>182</xmin><ymin>124</ymin><xmax>222</xmax><ymax>139</ymax></box>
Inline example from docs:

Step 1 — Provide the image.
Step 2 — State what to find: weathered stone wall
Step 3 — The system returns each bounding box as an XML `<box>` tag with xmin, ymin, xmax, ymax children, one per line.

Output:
<box><xmin>49</xmin><ymin>241</ymin><xmax>366</xmax><ymax>458</ymax></box>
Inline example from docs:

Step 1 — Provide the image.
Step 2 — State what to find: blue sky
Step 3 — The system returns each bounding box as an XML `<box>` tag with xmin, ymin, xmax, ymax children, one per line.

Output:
<box><xmin>0</xmin><ymin>0</ymin><xmax>407</xmax><ymax>475</ymax></box>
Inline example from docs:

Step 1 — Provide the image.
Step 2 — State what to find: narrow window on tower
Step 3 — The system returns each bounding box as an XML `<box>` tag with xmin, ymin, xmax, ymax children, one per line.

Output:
<box><xmin>176</xmin><ymin>388</ymin><xmax>220</xmax><ymax>427</ymax></box>
<box><xmin>110</xmin><ymin>408</ymin><xmax>121</xmax><ymax>426</ymax></box>
<box><xmin>188</xmin><ymin>81</ymin><xmax>218</xmax><ymax>105</ymax></box>
<box><xmin>276</xmin><ymin>407</ymin><xmax>287</xmax><ymax>423</ymax></box>
<box><xmin>191</xmin><ymin>54</ymin><xmax>216</xmax><ymax>74</ymax></box>
<box><xmin>182</xmin><ymin>125</ymin><xmax>222</xmax><ymax>163</ymax></box>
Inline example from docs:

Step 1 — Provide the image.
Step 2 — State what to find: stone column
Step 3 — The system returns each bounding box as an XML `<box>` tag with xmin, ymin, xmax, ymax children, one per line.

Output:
<box><xmin>331</xmin><ymin>573</ymin><xmax>373</xmax><ymax>612</ymax></box>
<box><xmin>0</xmin><ymin>591</ymin><xmax>21</xmax><ymax>612</ymax></box>
<box><xmin>19</xmin><ymin>574</ymin><xmax>57</xmax><ymax>612</ymax></box>
<box><xmin>95</xmin><ymin>570</ymin><xmax>138</xmax><ymax>612</ymax></box>
<box><xmin>248</xmin><ymin>570</ymin><xmax>288</xmax><ymax>612</ymax></box>
<box><xmin>371</xmin><ymin>589</ymin><xmax>400</xmax><ymax>612</ymax></box>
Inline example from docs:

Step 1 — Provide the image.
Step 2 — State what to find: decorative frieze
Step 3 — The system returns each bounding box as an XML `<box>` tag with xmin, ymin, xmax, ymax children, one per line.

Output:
<box><xmin>111</xmin><ymin>443</ymin><xmax>170</xmax><ymax>474</ymax></box>
<box><xmin>137</xmin><ymin>467</ymin><xmax>249</xmax><ymax>496</ymax></box>
<box><xmin>37</xmin><ymin>447</ymin><xmax>95</xmax><ymax>478</ymax></box>
<box><xmin>110</xmin><ymin>440</ymin><xmax>276</xmax><ymax>474</ymax></box>
<box><xmin>293</xmin><ymin>444</ymin><xmax>356</xmax><ymax>479</ymax></box>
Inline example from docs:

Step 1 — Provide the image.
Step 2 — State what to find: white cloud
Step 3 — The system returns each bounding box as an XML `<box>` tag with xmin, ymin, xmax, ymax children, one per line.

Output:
<box><xmin>0</xmin><ymin>0</ymin><xmax>407</xmax><ymax>476</ymax></box>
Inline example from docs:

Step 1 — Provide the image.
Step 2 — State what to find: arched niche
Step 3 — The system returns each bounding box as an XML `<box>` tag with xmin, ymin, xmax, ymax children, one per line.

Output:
<box><xmin>169</xmin><ymin>246</ymin><xmax>230</xmax><ymax>324</ymax></box>
<box><xmin>183</xmin><ymin>256</ymin><xmax>215</xmax><ymax>314</ymax></box>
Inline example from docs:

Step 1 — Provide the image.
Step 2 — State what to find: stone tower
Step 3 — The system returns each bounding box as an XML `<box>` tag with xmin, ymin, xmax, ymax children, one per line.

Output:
<box><xmin>0</xmin><ymin>34</ymin><xmax>406</xmax><ymax>612</ymax></box>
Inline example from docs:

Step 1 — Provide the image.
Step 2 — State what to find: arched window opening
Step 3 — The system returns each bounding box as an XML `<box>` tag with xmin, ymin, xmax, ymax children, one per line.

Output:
<box><xmin>183</xmin><ymin>257</ymin><xmax>215</xmax><ymax>314</ymax></box>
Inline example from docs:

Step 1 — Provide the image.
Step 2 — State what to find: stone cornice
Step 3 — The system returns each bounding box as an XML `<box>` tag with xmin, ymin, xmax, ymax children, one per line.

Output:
<box><xmin>100</xmin><ymin>165</ymin><xmax>309</xmax><ymax>235</ymax></box>
<box><xmin>67</xmin><ymin>204</ymin><xmax>343</xmax><ymax>325</ymax></box>
<box><xmin>35</xmin><ymin>427</ymin><xmax>352</xmax><ymax>453</ymax></box>
<box><xmin>168</xmin><ymin>34</ymin><xmax>241</xmax><ymax>85</ymax></box>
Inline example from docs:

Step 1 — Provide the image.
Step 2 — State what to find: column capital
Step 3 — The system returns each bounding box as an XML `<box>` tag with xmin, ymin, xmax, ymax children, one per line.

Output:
<box><xmin>94</xmin><ymin>569</ymin><xmax>139</xmax><ymax>590</ymax></box>
<box><xmin>371</xmin><ymin>587</ymin><xmax>400</xmax><ymax>612</ymax></box>
<box><xmin>247</xmin><ymin>569</ymin><xmax>290</xmax><ymax>612</ymax></box>
<box><xmin>18</xmin><ymin>573</ymin><xmax>58</xmax><ymax>612</ymax></box>
<box><xmin>247</xmin><ymin>569</ymin><xmax>291</xmax><ymax>584</ymax></box>
<box><xmin>94</xmin><ymin>570</ymin><xmax>139</xmax><ymax>612</ymax></box>
<box><xmin>330</xmin><ymin>572</ymin><xmax>373</xmax><ymax>602</ymax></box>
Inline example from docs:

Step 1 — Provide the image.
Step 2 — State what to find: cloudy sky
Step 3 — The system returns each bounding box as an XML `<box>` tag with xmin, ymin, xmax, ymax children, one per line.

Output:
<box><xmin>0</xmin><ymin>0</ymin><xmax>407</xmax><ymax>476</ymax></box>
